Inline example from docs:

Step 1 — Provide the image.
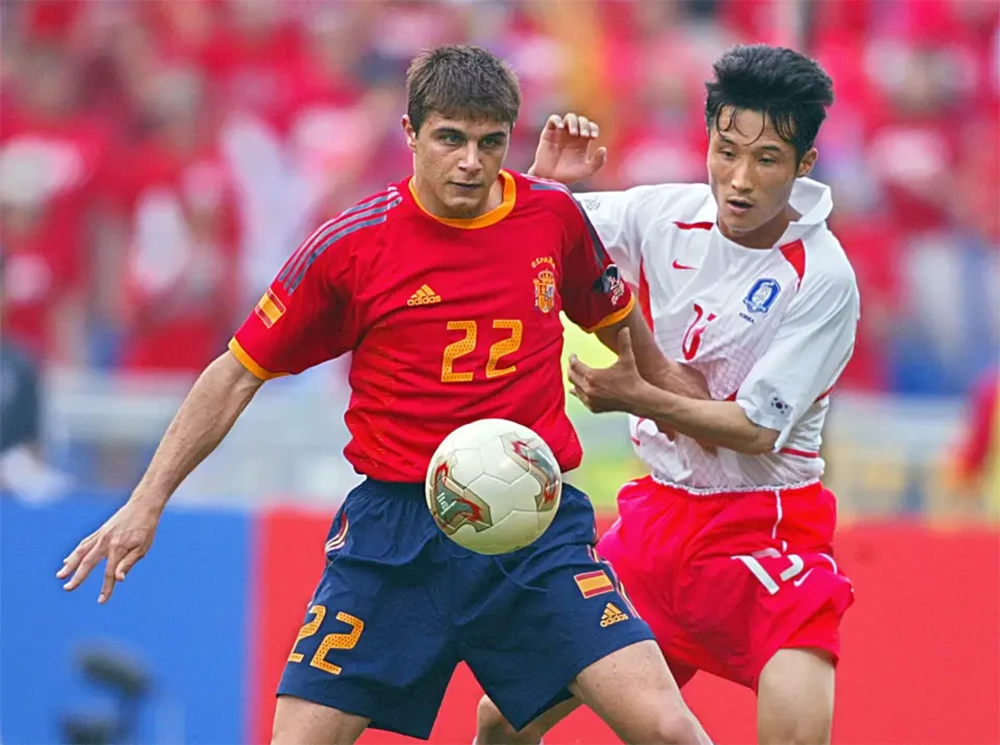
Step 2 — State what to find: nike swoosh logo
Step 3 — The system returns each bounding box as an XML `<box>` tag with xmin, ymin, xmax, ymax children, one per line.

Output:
<box><xmin>672</xmin><ymin>260</ymin><xmax>697</xmax><ymax>270</ymax></box>
<box><xmin>792</xmin><ymin>568</ymin><xmax>815</xmax><ymax>587</ymax></box>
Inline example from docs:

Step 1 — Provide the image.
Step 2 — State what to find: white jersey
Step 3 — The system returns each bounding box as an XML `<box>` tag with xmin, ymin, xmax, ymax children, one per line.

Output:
<box><xmin>578</xmin><ymin>179</ymin><xmax>860</xmax><ymax>491</ymax></box>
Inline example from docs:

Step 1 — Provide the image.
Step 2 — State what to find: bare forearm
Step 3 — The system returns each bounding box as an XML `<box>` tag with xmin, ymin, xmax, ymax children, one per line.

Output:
<box><xmin>597</xmin><ymin>310</ymin><xmax>710</xmax><ymax>400</ymax></box>
<box><xmin>631</xmin><ymin>385</ymin><xmax>777</xmax><ymax>454</ymax></box>
<box><xmin>133</xmin><ymin>352</ymin><xmax>262</xmax><ymax>508</ymax></box>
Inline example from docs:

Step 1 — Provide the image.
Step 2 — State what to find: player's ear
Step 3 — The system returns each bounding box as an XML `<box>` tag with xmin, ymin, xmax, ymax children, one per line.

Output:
<box><xmin>797</xmin><ymin>148</ymin><xmax>817</xmax><ymax>178</ymax></box>
<box><xmin>402</xmin><ymin>115</ymin><xmax>418</xmax><ymax>153</ymax></box>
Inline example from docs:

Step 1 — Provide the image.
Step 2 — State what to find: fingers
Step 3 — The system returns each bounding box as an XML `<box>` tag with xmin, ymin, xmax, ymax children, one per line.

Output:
<box><xmin>547</xmin><ymin>113</ymin><xmax>600</xmax><ymax>140</ymax></box>
<box><xmin>590</xmin><ymin>146</ymin><xmax>608</xmax><ymax>171</ymax></box>
<box><xmin>62</xmin><ymin>539</ymin><xmax>106</xmax><ymax>592</ymax></box>
<box><xmin>99</xmin><ymin>544</ymin><xmax>126</xmax><ymax>603</ymax></box>
<box><xmin>567</xmin><ymin>354</ymin><xmax>593</xmax><ymax>386</ymax></box>
<box><xmin>115</xmin><ymin>548</ymin><xmax>143</xmax><ymax>583</ymax></box>
<box><xmin>57</xmin><ymin>533</ymin><xmax>99</xmax><ymax>580</ymax></box>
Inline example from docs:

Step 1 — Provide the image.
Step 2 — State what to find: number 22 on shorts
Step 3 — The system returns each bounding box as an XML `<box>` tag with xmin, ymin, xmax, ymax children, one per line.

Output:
<box><xmin>287</xmin><ymin>605</ymin><xmax>364</xmax><ymax>675</ymax></box>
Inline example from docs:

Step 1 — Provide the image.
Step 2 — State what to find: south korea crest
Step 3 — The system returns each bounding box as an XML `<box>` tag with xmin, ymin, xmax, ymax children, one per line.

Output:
<box><xmin>743</xmin><ymin>278</ymin><xmax>781</xmax><ymax>314</ymax></box>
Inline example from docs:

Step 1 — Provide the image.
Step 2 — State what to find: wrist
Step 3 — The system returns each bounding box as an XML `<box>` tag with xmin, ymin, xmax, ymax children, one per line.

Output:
<box><xmin>130</xmin><ymin>483</ymin><xmax>170</xmax><ymax>514</ymax></box>
<box><xmin>632</xmin><ymin>379</ymin><xmax>668</xmax><ymax>420</ymax></box>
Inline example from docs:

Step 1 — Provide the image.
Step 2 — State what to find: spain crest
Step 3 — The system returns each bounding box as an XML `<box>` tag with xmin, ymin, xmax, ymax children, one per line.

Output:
<box><xmin>534</xmin><ymin>269</ymin><xmax>556</xmax><ymax>314</ymax></box>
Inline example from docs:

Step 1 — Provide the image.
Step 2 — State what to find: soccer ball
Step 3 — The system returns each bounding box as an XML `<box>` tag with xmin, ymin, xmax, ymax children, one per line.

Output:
<box><xmin>425</xmin><ymin>419</ymin><xmax>562</xmax><ymax>555</ymax></box>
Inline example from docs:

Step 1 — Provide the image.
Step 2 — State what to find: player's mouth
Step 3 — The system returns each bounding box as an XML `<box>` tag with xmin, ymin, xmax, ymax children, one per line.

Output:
<box><xmin>449</xmin><ymin>182</ymin><xmax>483</xmax><ymax>192</ymax></box>
<box><xmin>725</xmin><ymin>197</ymin><xmax>753</xmax><ymax>216</ymax></box>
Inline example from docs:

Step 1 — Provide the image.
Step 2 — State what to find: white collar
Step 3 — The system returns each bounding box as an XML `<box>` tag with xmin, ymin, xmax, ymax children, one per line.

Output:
<box><xmin>696</xmin><ymin>177</ymin><xmax>834</xmax><ymax>246</ymax></box>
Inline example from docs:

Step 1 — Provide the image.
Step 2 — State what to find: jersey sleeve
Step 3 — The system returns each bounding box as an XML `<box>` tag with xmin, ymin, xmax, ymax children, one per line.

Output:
<box><xmin>574</xmin><ymin>184</ymin><xmax>688</xmax><ymax>285</ymax></box>
<box><xmin>229</xmin><ymin>222</ymin><xmax>359</xmax><ymax>379</ymax></box>
<box><xmin>559</xmin><ymin>193</ymin><xmax>635</xmax><ymax>333</ymax></box>
<box><xmin>735</xmin><ymin>269</ymin><xmax>861</xmax><ymax>449</ymax></box>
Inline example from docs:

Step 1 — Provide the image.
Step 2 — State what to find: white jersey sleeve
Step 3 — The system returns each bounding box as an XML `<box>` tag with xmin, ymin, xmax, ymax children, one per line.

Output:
<box><xmin>736</xmin><ymin>264</ymin><xmax>860</xmax><ymax>450</ymax></box>
<box><xmin>575</xmin><ymin>185</ymin><xmax>694</xmax><ymax>284</ymax></box>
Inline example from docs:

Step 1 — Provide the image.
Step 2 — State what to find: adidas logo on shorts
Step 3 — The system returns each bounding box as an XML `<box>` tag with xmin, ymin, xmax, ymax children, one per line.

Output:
<box><xmin>600</xmin><ymin>602</ymin><xmax>629</xmax><ymax>628</ymax></box>
<box><xmin>408</xmin><ymin>284</ymin><xmax>441</xmax><ymax>306</ymax></box>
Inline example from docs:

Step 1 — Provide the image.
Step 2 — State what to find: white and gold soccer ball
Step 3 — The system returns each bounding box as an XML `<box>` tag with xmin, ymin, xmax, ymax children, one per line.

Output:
<box><xmin>425</xmin><ymin>418</ymin><xmax>562</xmax><ymax>555</ymax></box>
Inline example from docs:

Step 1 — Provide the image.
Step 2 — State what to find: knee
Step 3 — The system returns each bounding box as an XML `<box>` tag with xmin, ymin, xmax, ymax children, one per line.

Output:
<box><xmin>476</xmin><ymin>696</ymin><xmax>540</xmax><ymax>745</ymax></box>
<box><xmin>647</xmin><ymin>708</ymin><xmax>705</xmax><ymax>745</ymax></box>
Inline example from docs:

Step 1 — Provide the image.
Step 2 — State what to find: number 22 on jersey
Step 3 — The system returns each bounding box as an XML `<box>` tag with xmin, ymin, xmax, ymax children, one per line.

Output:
<box><xmin>441</xmin><ymin>319</ymin><xmax>523</xmax><ymax>382</ymax></box>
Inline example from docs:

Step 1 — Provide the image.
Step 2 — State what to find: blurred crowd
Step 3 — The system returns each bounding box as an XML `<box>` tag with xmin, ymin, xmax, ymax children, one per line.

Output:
<box><xmin>0</xmin><ymin>0</ymin><xmax>998</xmax><ymax>395</ymax></box>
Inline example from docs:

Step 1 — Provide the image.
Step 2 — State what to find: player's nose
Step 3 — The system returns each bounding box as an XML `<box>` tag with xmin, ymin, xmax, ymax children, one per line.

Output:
<box><xmin>458</xmin><ymin>142</ymin><xmax>483</xmax><ymax>172</ymax></box>
<box><xmin>730</xmin><ymin>158</ymin><xmax>754</xmax><ymax>193</ymax></box>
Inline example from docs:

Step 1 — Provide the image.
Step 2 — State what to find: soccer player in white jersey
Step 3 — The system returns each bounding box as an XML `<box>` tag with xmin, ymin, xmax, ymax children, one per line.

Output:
<box><xmin>478</xmin><ymin>45</ymin><xmax>859</xmax><ymax>745</ymax></box>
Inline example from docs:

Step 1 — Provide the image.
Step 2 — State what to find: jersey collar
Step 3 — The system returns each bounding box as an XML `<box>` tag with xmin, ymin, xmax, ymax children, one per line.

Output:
<box><xmin>408</xmin><ymin>170</ymin><xmax>516</xmax><ymax>229</ymax></box>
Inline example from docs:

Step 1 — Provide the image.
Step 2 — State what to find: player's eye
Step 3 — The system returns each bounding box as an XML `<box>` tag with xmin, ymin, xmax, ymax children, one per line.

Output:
<box><xmin>719</xmin><ymin>150</ymin><xmax>736</xmax><ymax>160</ymax></box>
<box><xmin>440</xmin><ymin>133</ymin><xmax>463</xmax><ymax>145</ymax></box>
<box><xmin>759</xmin><ymin>157</ymin><xmax>777</xmax><ymax>166</ymax></box>
<box><xmin>482</xmin><ymin>136</ymin><xmax>505</xmax><ymax>149</ymax></box>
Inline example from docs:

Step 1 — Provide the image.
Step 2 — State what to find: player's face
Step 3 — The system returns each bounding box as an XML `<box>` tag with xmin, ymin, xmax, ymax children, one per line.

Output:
<box><xmin>707</xmin><ymin>107</ymin><xmax>817</xmax><ymax>247</ymax></box>
<box><xmin>404</xmin><ymin>113</ymin><xmax>511</xmax><ymax>219</ymax></box>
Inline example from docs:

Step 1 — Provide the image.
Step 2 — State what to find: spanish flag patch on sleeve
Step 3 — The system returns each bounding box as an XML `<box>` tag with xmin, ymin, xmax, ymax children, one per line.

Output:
<box><xmin>574</xmin><ymin>570</ymin><xmax>614</xmax><ymax>599</ymax></box>
<box><xmin>254</xmin><ymin>288</ymin><xmax>287</xmax><ymax>328</ymax></box>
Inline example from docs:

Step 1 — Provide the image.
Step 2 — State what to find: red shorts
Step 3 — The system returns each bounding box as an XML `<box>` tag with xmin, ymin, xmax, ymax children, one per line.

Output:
<box><xmin>597</xmin><ymin>476</ymin><xmax>855</xmax><ymax>690</ymax></box>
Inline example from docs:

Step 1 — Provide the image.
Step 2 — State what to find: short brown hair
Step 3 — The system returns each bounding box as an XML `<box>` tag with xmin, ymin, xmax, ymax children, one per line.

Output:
<box><xmin>406</xmin><ymin>45</ymin><xmax>521</xmax><ymax>134</ymax></box>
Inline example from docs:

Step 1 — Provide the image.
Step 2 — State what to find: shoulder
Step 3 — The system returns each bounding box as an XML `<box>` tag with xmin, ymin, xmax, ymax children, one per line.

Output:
<box><xmin>786</xmin><ymin>230</ymin><xmax>860</xmax><ymax>313</ymax></box>
<box><xmin>581</xmin><ymin>182</ymin><xmax>715</xmax><ymax>234</ymax></box>
<box><xmin>306</xmin><ymin>184</ymin><xmax>405</xmax><ymax>255</ymax></box>
<box><xmin>278</xmin><ymin>185</ymin><xmax>404</xmax><ymax>292</ymax></box>
<box><xmin>802</xmin><ymin>230</ymin><xmax>858</xmax><ymax>296</ymax></box>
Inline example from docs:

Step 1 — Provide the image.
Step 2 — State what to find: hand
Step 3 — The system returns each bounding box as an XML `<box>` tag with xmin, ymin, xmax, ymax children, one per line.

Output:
<box><xmin>529</xmin><ymin>113</ymin><xmax>608</xmax><ymax>185</ymax></box>
<box><xmin>56</xmin><ymin>497</ymin><xmax>163</xmax><ymax>603</ymax></box>
<box><xmin>568</xmin><ymin>327</ymin><xmax>649</xmax><ymax>414</ymax></box>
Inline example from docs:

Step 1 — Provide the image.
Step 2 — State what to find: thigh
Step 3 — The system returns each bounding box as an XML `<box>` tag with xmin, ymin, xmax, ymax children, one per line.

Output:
<box><xmin>277</xmin><ymin>481</ymin><xmax>458</xmax><ymax>741</ymax></box>
<box><xmin>757</xmin><ymin>648</ymin><xmax>835</xmax><ymax>745</ymax></box>
<box><xmin>570</xmin><ymin>639</ymin><xmax>708</xmax><ymax>745</ymax></box>
<box><xmin>460</xmin><ymin>485</ymin><xmax>655</xmax><ymax>731</ymax></box>
<box><xmin>675</xmin><ymin>496</ymin><xmax>854</xmax><ymax>688</ymax></box>
<box><xmin>272</xmin><ymin>696</ymin><xmax>369</xmax><ymax>745</ymax></box>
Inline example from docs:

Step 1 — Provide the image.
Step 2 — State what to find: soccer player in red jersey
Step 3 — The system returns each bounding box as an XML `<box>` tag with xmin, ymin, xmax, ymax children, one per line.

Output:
<box><xmin>56</xmin><ymin>46</ymin><xmax>712</xmax><ymax>745</ymax></box>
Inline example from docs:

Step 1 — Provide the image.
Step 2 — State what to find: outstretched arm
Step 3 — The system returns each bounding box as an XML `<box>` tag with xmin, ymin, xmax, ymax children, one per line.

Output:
<box><xmin>133</xmin><ymin>351</ymin><xmax>263</xmax><ymax>502</ymax></box>
<box><xmin>57</xmin><ymin>351</ymin><xmax>263</xmax><ymax>601</ymax></box>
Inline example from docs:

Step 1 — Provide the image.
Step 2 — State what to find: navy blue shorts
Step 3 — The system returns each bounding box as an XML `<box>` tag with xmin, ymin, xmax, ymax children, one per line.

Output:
<box><xmin>277</xmin><ymin>478</ymin><xmax>653</xmax><ymax>739</ymax></box>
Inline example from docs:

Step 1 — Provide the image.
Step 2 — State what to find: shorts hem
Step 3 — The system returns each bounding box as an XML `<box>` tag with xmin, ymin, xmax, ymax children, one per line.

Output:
<box><xmin>276</xmin><ymin>685</ymin><xmax>434</xmax><ymax>741</ymax></box>
<box><xmin>501</xmin><ymin>624</ymin><xmax>655</xmax><ymax>731</ymax></box>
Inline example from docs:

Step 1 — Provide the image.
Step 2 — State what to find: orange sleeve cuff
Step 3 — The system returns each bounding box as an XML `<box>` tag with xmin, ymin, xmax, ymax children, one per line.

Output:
<box><xmin>228</xmin><ymin>338</ymin><xmax>284</xmax><ymax>381</ymax></box>
<box><xmin>583</xmin><ymin>294</ymin><xmax>636</xmax><ymax>333</ymax></box>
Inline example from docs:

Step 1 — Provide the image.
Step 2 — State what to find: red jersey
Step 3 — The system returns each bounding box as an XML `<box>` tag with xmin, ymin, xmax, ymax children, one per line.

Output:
<box><xmin>231</xmin><ymin>170</ymin><xmax>635</xmax><ymax>482</ymax></box>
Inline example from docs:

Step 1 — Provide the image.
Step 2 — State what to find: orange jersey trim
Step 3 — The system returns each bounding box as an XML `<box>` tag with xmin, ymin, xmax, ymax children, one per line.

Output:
<box><xmin>583</xmin><ymin>294</ymin><xmax>636</xmax><ymax>333</ymax></box>
<box><xmin>228</xmin><ymin>338</ymin><xmax>286</xmax><ymax>381</ymax></box>
<box><xmin>409</xmin><ymin>170</ymin><xmax>516</xmax><ymax>229</ymax></box>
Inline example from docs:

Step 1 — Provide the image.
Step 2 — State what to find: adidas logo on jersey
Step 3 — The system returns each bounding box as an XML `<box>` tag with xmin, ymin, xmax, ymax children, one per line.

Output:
<box><xmin>600</xmin><ymin>602</ymin><xmax>629</xmax><ymax>628</ymax></box>
<box><xmin>408</xmin><ymin>284</ymin><xmax>441</xmax><ymax>306</ymax></box>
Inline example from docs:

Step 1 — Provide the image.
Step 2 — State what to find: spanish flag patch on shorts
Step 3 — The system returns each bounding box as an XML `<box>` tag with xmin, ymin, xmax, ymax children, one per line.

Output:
<box><xmin>574</xmin><ymin>570</ymin><xmax>614</xmax><ymax>599</ymax></box>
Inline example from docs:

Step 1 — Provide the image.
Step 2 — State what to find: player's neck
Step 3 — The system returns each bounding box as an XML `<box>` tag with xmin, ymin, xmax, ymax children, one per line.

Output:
<box><xmin>411</xmin><ymin>173</ymin><xmax>505</xmax><ymax>220</ymax></box>
<box><xmin>722</xmin><ymin>204</ymin><xmax>801</xmax><ymax>249</ymax></box>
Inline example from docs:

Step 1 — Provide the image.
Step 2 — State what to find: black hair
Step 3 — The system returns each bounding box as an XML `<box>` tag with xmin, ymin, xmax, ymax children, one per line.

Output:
<box><xmin>705</xmin><ymin>44</ymin><xmax>834</xmax><ymax>161</ymax></box>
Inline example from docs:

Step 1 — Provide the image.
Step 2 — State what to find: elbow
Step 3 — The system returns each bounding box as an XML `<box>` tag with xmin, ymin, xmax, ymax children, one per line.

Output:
<box><xmin>737</xmin><ymin>427</ymin><xmax>779</xmax><ymax>455</ymax></box>
<box><xmin>210</xmin><ymin>351</ymin><xmax>266</xmax><ymax>396</ymax></box>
